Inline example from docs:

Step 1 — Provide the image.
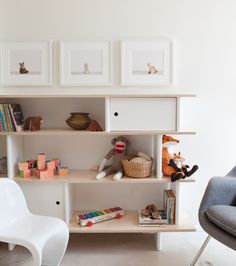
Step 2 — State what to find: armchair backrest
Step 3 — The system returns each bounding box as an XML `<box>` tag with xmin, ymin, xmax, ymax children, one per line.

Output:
<box><xmin>0</xmin><ymin>178</ymin><xmax>29</xmax><ymax>230</ymax></box>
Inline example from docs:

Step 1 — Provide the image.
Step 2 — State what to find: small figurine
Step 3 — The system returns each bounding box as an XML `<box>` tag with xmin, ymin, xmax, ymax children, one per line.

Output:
<box><xmin>24</xmin><ymin>116</ymin><xmax>43</xmax><ymax>131</ymax></box>
<box><xmin>96</xmin><ymin>136</ymin><xmax>151</xmax><ymax>181</ymax></box>
<box><xmin>83</xmin><ymin>63</ymin><xmax>89</xmax><ymax>74</ymax></box>
<box><xmin>19</xmin><ymin>62</ymin><xmax>29</xmax><ymax>74</ymax></box>
<box><xmin>86</xmin><ymin>120</ymin><xmax>103</xmax><ymax>131</ymax></box>
<box><xmin>0</xmin><ymin>156</ymin><xmax>7</xmax><ymax>175</ymax></box>
<box><xmin>162</xmin><ymin>135</ymin><xmax>198</xmax><ymax>182</ymax></box>
<box><xmin>147</xmin><ymin>63</ymin><xmax>158</xmax><ymax>74</ymax></box>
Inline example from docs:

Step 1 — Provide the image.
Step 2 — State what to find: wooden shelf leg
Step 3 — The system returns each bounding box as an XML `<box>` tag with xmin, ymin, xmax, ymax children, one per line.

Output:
<box><xmin>154</xmin><ymin>232</ymin><xmax>162</xmax><ymax>251</ymax></box>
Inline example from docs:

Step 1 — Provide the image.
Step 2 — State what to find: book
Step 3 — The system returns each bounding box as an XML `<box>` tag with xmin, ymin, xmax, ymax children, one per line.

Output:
<box><xmin>138</xmin><ymin>210</ymin><xmax>168</xmax><ymax>226</ymax></box>
<box><xmin>9</xmin><ymin>104</ymin><xmax>24</xmax><ymax>131</ymax></box>
<box><xmin>0</xmin><ymin>106</ymin><xmax>6</xmax><ymax>132</ymax></box>
<box><xmin>164</xmin><ymin>190</ymin><xmax>176</xmax><ymax>224</ymax></box>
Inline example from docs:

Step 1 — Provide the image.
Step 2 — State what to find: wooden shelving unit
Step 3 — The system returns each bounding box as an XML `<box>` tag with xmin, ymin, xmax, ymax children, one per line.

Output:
<box><xmin>2</xmin><ymin>94</ymin><xmax>197</xmax><ymax>251</ymax></box>
<box><xmin>14</xmin><ymin>169</ymin><xmax>195</xmax><ymax>183</ymax></box>
<box><xmin>0</xmin><ymin>129</ymin><xmax>195</xmax><ymax>136</ymax></box>
<box><xmin>70</xmin><ymin>211</ymin><xmax>195</xmax><ymax>233</ymax></box>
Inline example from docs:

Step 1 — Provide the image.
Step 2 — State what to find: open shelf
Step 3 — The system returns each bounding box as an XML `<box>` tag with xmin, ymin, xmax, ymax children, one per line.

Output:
<box><xmin>14</xmin><ymin>169</ymin><xmax>195</xmax><ymax>183</ymax></box>
<box><xmin>69</xmin><ymin>211</ymin><xmax>196</xmax><ymax>233</ymax></box>
<box><xmin>0</xmin><ymin>129</ymin><xmax>196</xmax><ymax>136</ymax></box>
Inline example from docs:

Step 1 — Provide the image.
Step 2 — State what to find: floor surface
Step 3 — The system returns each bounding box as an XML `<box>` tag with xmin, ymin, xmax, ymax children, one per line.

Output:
<box><xmin>0</xmin><ymin>231</ymin><xmax>235</xmax><ymax>266</ymax></box>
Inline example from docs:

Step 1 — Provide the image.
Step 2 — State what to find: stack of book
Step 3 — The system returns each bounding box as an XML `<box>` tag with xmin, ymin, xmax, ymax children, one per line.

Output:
<box><xmin>0</xmin><ymin>104</ymin><xmax>24</xmax><ymax>132</ymax></box>
<box><xmin>138</xmin><ymin>210</ymin><xmax>168</xmax><ymax>226</ymax></box>
<box><xmin>164</xmin><ymin>189</ymin><xmax>176</xmax><ymax>224</ymax></box>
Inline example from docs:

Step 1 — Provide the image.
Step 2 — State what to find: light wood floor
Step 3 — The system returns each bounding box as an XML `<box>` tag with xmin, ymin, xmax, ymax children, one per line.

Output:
<box><xmin>0</xmin><ymin>231</ymin><xmax>235</xmax><ymax>266</ymax></box>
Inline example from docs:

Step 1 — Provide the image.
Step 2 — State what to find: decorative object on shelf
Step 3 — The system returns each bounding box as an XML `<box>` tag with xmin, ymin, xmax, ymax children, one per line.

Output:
<box><xmin>162</xmin><ymin>135</ymin><xmax>199</xmax><ymax>182</ymax></box>
<box><xmin>66</xmin><ymin>112</ymin><xmax>92</xmax><ymax>130</ymax></box>
<box><xmin>0</xmin><ymin>41</ymin><xmax>52</xmax><ymax>86</ymax></box>
<box><xmin>121</xmin><ymin>39</ymin><xmax>173</xmax><ymax>86</ymax></box>
<box><xmin>122</xmin><ymin>156</ymin><xmax>153</xmax><ymax>178</ymax></box>
<box><xmin>96</xmin><ymin>136</ymin><xmax>151</xmax><ymax>181</ymax></box>
<box><xmin>18</xmin><ymin>153</ymin><xmax>68</xmax><ymax>179</ymax></box>
<box><xmin>60</xmin><ymin>41</ymin><xmax>113</xmax><ymax>86</ymax></box>
<box><xmin>86</xmin><ymin>120</ymin><xmax>103</xmax><ymax>131</ymax></box>
<box><xmin>0</xmin><ymin>103</ymin><xmax>24</xmax><ymax>132</ymax></box>
<box><xmin>0</xmin><ymin>156</ymin><xmax>7</xmax><ymax>175</ymax></box>
<box><xmin>76</xmin><ymin>207</ymin><xmax>125</xmax><ymax>227</ymax></box>
<box><xmin>24</xmin><ymin>116</ymin><xmax>43</xmax><ymax>131</ymax></box>
<box><xmin>139</xmin><ymin>205</ymin><xmax>168</xmax><ymax>226</ymax></box>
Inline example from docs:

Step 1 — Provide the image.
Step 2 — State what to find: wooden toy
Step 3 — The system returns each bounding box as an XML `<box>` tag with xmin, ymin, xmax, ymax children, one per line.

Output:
<box><xmin>18</xmin><ymin>162</ymin><xmax>28</xmax><ymax>171</ymax></box>
<box><xmin>30</xmin><ymin>168</ymin><xmax>37</xmax><ymax>176</ymax></box>
<box><xmin>24</xmin><ymin>116</ymin><xmax>43</xmax><ymax>131</ymax></box>
<box><xmin>46</xmin><ymin>161</ymin><xmax>56</xmax><ymax>170</ymax></box>
<box><xmin>59</xmin><ymin>167</ymin><xmax>69</xmax><ymax>176</ymax></box>
<box><xmin>27</xmin><ymin>160</ymin><xmax>36</xmax><ymax>169</ymax></box>
<box><xmin>53</xmin><ymin>159</ymin><xmax>60</xmax><ymax>168</ymax></box>
<box><xmin>37</xmin><ymin>153</ymin><xmax>46</xmax><ymax>170</ymax></box>
<box><xmin>47</xmin><ymin>169</ymin><xmax>55</xmax><ymax>177</ymax></box>
<box><xmin>39</xmin><ymin>170</ymin><xmax>49</xmax><ymax>179</ymax></box>
<box><xmin>76</xmin><ymin>207</ymin><xmax>125</xmax><ymax>227</ymax></box>
<box><xmin>19</xmin><ymin>169</ymin><xmax>31</xmax><ymax>178</ymax></box>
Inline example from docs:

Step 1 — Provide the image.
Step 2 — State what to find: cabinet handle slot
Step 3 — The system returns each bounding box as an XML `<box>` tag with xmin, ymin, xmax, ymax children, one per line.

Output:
<box><xmin>114</xmin><ymin>112</ymin><xmax>119</xmax><ymax>117</ymax></box>
<box><xmin>56</xmin><ymin>201</ymin><xmax>60</xmax><ymax>205</ymax></box>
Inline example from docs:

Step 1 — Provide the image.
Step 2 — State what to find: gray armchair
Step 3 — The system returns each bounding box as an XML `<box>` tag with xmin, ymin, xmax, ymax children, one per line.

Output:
<box><xmin>191</xmin><ymin>166</ymin><xmax>236</xmax><ymax>266</ymax></box>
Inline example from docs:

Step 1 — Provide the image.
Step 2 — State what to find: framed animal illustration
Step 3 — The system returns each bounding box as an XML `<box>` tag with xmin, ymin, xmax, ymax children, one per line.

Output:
<box><xmin>60</xmin><ymin>41</ymin><xmax>113</xmax><ymax>86</ymax></box>
<box><xmin>0</xmin><ymin>41</ymin><xmax>52</xmax><ymax>86</ymax></box>
<box><xmin>121</xmin><ymin>39</ymin><xmax>173</xmax><ymax>86</ymax></box>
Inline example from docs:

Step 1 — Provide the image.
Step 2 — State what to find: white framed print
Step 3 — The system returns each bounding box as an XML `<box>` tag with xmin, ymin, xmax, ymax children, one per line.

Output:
<box><xmin>121</xmin><ymin>40</ymin><xmax>173</xmax><ymax>86</ymax></box>
<box><xmin>0</xmin><ymin>41</ymin><xmax>52</xmax><ymax>86</ymax></box>
<box><xmin>60</xmin><ymin>41</ymin><xmax>113</xmax><ymax>86</ymax></box>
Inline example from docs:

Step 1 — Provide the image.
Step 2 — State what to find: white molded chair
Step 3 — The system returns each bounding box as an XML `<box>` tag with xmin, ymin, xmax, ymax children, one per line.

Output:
<box><xmin>0</xmin><ymin>178</ymin><xmax>69</xmax><ymax>266</ymax></box>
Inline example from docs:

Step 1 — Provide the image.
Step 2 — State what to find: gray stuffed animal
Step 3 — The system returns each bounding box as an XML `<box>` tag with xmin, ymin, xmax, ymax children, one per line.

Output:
<box><xmin>0</xmin><ymin>156</ymin><xmax>7</xmax><ymax>175</ymax></box>
<box><xmin>96</xmin><ymin>136</ymin><xmax>150</xmax><ymax>181</ymax></box>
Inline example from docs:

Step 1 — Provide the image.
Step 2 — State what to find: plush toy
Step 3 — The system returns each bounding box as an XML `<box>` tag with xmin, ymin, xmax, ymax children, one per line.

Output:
<box><xmin>19</xmin><ymin>62</ymin><xmax>29</xmax><ymax>74</ymax></box>
<box><xmin>0</xmin><ymin>156</ymin><xmax>7</xmax><ymax>175</ymax></box>
<box><xmin>96</xmin><ymin>136</ymin><xmax>151</xmax><ymax>181</ymax></box>
<box><xmin>147</xmin><ymin>63</ymin><xmax>158</xmax><ymax>74</ymax></box>
<box><xmin>162</xmin><ymin>135</ymin><xmax>198</xmax><ymax>182</ymax></box>
<box><xmin>24</xmin><ymin>116</ymin><xmax>43</xmax><ymax>131</ymax></box>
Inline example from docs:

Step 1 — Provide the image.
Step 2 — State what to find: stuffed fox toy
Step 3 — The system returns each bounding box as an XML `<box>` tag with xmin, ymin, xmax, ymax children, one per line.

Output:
<box><xmin>162</xmin><ymin>135</ymin><xmax>198</xmax><ymax>182</ymax></box>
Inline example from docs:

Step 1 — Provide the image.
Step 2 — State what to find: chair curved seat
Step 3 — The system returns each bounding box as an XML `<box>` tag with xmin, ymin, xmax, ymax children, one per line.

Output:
<box><xmin>0</xmin><ymin>178</ymin><xmax>69</xmax><ymax>266</ymax></box>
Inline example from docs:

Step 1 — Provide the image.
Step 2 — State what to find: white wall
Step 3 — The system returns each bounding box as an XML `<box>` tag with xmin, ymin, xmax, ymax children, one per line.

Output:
<box><xmin>1</xmin><ymin>0</ymin><xmax>236</xmax><ymax>224</ymax></box>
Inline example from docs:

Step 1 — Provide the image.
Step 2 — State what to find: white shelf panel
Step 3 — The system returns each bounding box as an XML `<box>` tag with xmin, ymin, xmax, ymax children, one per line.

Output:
<box><xmin>69</xmin><ymin>210</ymin><xmax>196</xmax><ymax>233</ymax></box>
<box><xmin>0</xmin><ymin>128</ymin><xmax>196</xmax><ymax>136</ymax></box>
<box><xmin>14</xmin><ymin>169</ymin><xmax>195</xmax><ymax>183</ymax></box>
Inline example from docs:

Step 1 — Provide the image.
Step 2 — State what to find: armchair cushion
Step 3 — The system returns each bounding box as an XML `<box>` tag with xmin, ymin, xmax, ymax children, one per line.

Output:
<box><xmin>206</xmin><ymin>205</ymin><xmax>236</xmax><ymax>237</ymax></box>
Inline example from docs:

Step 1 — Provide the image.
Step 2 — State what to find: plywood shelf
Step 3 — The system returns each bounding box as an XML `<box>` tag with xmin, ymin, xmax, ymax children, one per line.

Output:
<box><xmin>69</xmin><ymin>211</ymin><xmax>196</xmax><ymax>233</ymax></box>
<box><xmin>0</xmin><ymin>128</ymin><xmax>196</xmax><ymax>136</ymax></box>
<box><xmin>13</xmin><ymin>169</ymin><xmax>195</xmax><ymax>183</ymax></box>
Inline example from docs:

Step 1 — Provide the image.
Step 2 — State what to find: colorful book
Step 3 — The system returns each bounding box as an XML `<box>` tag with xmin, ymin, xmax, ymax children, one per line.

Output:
<box><xmin>164</xmin><ymin>190</ymin><xmax>176</xmax><ymax>224</ymax></box>
<box><xmin>0</xmin><ymin>106</ymin><xmax>6</xmax><ymax>132</ymax></box>
<box><xmin>9</xmin><ymin>104</ymin><xmax>24</xmax><ymax>131</ymax></box>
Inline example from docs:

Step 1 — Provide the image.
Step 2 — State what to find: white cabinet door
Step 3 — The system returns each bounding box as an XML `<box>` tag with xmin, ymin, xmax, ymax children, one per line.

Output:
<box><xmin>109</xmin><ymin>98</ymin><xmax>176</xmax><ymax>131</ymax></box>
<box><xmin>19</xmin><ymin>182</ymin><xmax>65</xmax><ymax>220</ymax></box>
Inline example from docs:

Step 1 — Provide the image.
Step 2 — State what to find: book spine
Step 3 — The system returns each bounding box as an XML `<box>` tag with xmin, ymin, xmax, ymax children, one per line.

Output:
<box><xmin>6</xmin><ymin>104</ymin><xmax>14</xmax><ymax>132</ymax></box>
<box><xmin>0</xmin><ymin>105</ymin><xmax>5</xmax><ymax>132</ymax></box>
<box><xmin>11</xmin><ymin>104</ymin><xmax>24</xmax><ymax>131</ymax></box>
<box><xmin>2</xmin><ymin>104</ymin><xmax>10</xmax><ymax>131</ymax></box>
<box><xmin>9</xmin><ymin>105</ymin><xmax>17</xmax><ymax>132</ymax></box>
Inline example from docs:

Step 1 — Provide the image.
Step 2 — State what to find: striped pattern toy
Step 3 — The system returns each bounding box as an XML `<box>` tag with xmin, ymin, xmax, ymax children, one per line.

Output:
<box><xmin>77</xmin><ymin>207</ymin><xmax>125</xmax><ymax>227</ymax></box>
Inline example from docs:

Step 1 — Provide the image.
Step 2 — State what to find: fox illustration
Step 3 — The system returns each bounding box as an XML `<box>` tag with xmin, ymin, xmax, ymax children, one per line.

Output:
<box><xmin>162</xmin><ymin>135</ymin><xmax>198</xmax><ymax>182</ymax></box>
<box><xmin>147</xmin><ymin>63</ymin><xmax>158</xmax><ymax>74</ymax></box>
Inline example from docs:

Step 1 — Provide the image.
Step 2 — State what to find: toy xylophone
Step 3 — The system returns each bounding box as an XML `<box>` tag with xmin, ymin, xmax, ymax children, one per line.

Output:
<box><xmin>76</xmin><ymin>207</ymin><xmax>125</xmax><ymax>227</ymax></box>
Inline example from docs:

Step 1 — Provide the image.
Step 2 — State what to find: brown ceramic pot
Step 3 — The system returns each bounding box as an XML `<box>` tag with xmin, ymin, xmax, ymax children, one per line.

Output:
<box><xmin>66</xmin><ymin>113</ymin><xmax>92</xmax><ymax>130</ymax></box>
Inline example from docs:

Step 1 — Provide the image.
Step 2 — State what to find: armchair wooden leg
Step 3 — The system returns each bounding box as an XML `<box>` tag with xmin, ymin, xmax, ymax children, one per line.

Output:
<box><xmin>190</xmin><ymin>235</ymin><xmax>211</xmax><ymax>266</ymax></box>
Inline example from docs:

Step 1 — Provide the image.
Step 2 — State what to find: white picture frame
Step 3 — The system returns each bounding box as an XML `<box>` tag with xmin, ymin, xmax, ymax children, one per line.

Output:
<box><xmin>0</xmin><ymin>41</ymin><xmax>52</xmax><ymax>86</ymax></box>
<box><xmin>60</xmin><ymin>41</ymin><xmax>113</xmax><ymax>86</ymax></box>
<box><xmin>121</xmin><ymin>40</ymin><xmax>173</xmax><ymax>86</ymax></box>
